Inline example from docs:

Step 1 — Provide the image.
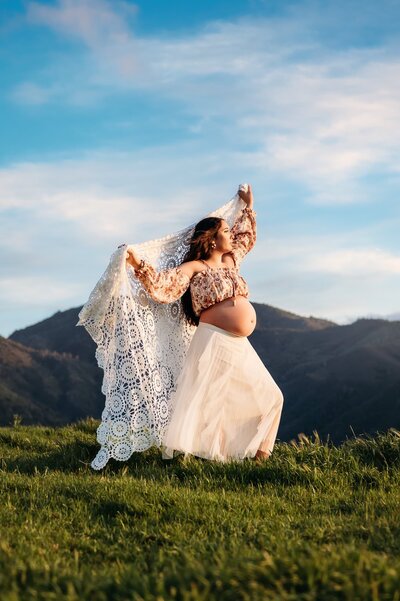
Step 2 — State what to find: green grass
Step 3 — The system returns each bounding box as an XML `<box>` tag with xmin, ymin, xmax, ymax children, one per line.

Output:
<box><xmin>0</xmin><ymin>418</ymin><xmax>399</xmax><ymax>600</ymax></box>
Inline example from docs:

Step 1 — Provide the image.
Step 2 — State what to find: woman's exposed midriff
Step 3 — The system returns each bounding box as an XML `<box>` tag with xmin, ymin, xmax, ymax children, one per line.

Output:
<box><xmin>199</xmin><ymin>295</ymin><xmax>257</xmax><ymax>337</ymax></box>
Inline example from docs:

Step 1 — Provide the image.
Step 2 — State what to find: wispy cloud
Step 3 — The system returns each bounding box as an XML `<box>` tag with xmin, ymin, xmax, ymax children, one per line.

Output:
<box><xmin>8</xmin><ymin>0</ymin><xmax>400</xmax><ymax>206</ymax></box>
<box><xmin>246</xmin><ymin>230</ymin><xmax>400</xmax><ymax>323</ymax></box>
<box><xmin>1</xmin><ymin>148</ymin><xmax>396</xmax><ymax>273</ymax></box>
<box><xmin>254</xmin><ymin>235</ymin><xmax>400</xmax><ymax>276</ymax></box>
<box><xmin>304</xmin><ymin>248</ymin><xmax>400</xmax><ymax>275</ymax></box>
<box><xmin>0</xmin><ymin>148</ymin><xmax>398</xmax><ymax>333</ymax></box>
<box><xmin>0</xmin><ymin>146</ymin><xmax>245</xmax><ymax>253</ymax></box>
<box><xmin>1</xmin><ymin>0</ymin><xmax>399</xmax><ymax>334</ymax></box>
<box><xmin>11</xmin><ymin>81</ymin><xmax>54</xmax><ymax>105</ymax></box>
<box><xmin>0</xmin><ymin>275</ymin><xmax>82</xmax><ymax>305</ymax></box>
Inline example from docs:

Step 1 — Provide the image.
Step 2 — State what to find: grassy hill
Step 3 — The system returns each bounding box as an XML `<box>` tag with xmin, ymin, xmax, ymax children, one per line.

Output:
<box><xmin>1</xmin><ymin>419</ymin><xmax>399</xmax><ymax>600</ymax></box>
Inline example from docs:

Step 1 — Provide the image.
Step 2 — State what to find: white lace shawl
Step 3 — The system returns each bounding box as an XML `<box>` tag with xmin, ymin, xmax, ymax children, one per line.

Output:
<box><xmin>76</xmin><ymin>190</ymin><xmax>247</xmax><ymax>469</ymax></box>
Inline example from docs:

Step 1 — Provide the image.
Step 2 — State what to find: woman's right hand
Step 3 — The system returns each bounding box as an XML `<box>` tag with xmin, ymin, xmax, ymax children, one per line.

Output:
<box><xmin>238</xmin><ymin>183</ymin><xmax>253</xmax><ymax>208</ymax></box>
<box><xmin>126</xmin><ymin>248</ymin><xmax>142</xmax><ymax>269</ymax></box>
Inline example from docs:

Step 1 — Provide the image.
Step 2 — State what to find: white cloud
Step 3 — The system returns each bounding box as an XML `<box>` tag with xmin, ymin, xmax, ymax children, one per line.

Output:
<box><xmin>0</xmin><ymin>146</ymin><xmax>246</xmax><ymax>255</ymax></box>
<box><xmin>304</xmin><ymin>248</ymin><xmax>400</xmax><ymax>275</ymax></box>
<box><xmin>27</xmin><ymin>0</ymin><xmax>140</xmax><ymax>79</ymax></box>
<box><xmin>27</xmin><ymin>0</ymin><xmax>138</xmax><ymax>55</ymax></box>
<box><xmin>2</xmin><ymin>1</ymin><xmax>400</xmax><ymax>333</ymax></box>
<box><xmin>8</xmin><ymin>1</ymin><xmax>399</xmax><ymax>207</ymax></box>
<box><xmin>244</xmin><ymin>231</ymin><xmax>400</xmax><ymax>325</ymax></box>
<box><xmin>0</xmin><ymin>275</ymin><xmax>82</xmax><ymax>306</ymax></box>
<box><xmin>0</xmin><ymin>148</ymin><xmax>398</xmax><ymax>333</ymax></box>
<box><xmin>0</xmin><ymin>146</ymin><xmax>248</xmax><ymax>334</ymax></box>
<box><xmin>11</xmin><ymin>82</ymin><xmax>54</xmax><ymax>105</ymax></box>
<box><xmin>251</xmin><ymin>232</ymin><xmax>400</xmax><ymax>275</ymax></box>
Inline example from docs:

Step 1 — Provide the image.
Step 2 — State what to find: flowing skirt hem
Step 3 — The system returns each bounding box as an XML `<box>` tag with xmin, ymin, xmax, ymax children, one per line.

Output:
<box><xmin>161</xmin><ymin>322</ymin><xmax>284</xmax><ymax>463</ymax></box>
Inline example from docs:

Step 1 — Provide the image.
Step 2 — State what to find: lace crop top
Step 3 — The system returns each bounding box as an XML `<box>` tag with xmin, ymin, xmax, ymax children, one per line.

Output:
<box><xmin>133</xmin><ymin>206</ymin><xmax>256</xmax><ymax>317</ymax></box>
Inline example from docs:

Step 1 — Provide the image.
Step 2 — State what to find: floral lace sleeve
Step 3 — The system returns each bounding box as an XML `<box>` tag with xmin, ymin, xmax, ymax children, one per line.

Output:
<box><xmin>133</xmin><ymin>260</ymin><xmax>191</xmax><ymax>304</ymax></box>
<box><xmin>229</xmin><ymin>206</ymin><xmax>257</xmax><ymax>268</ymax></box>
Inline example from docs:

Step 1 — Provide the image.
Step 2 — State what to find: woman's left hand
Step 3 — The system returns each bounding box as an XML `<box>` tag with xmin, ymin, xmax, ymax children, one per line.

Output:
<box><xmin>237</xmin><ymin>183</ymin><xmax>253</xmax><ymax>208</ymax></box>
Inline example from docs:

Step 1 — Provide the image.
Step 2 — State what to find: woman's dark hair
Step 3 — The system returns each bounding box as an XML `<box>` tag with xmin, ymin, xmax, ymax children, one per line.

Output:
<box><xmin>180</xmin><ymin>216</ymin><xmax>223</xmax><ymax>327</ymax></box>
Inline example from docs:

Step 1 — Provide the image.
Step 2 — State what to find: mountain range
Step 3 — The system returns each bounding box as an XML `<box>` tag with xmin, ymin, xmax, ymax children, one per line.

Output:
<box><xmin>2</xmin><ymin>303</ymin><xmax>399</xmax><ymax>446</ymax></box>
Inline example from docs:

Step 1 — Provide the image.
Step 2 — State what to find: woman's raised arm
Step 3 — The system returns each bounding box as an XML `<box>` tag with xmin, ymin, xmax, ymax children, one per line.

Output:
<box><xmin>128</xmin><ymin>252</ymin><xmax>191</xmax><ymax>304</ymax></box>
<box><xmin>227</xmin><ymin>183</ymin><xmax>257</xmax><ymax>268</ymax></box>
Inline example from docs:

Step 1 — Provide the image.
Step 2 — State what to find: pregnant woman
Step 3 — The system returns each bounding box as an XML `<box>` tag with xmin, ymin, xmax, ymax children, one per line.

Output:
<box><xmin>125</xmin><ymin>184</ymin><xmax>284</xmax><ymax>462</ymax></box>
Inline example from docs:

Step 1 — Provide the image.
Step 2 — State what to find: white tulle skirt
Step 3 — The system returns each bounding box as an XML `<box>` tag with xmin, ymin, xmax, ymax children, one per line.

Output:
<box><xmin>161</xmin><ymin>322</ymin><xmax>284</xmax><ymax>462</ymax></box>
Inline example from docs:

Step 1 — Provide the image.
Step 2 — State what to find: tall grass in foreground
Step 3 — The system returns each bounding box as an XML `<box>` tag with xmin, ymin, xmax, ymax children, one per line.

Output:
<box><xmin>0</xmin><ymin>418</ymin><xmax>399</xmax><ymax>601</ymax></box>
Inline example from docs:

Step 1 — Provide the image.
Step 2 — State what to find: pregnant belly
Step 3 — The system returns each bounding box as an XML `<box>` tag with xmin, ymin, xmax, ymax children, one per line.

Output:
<box><xmin>199</xmin><ymin>295</ymin><xmax>257</xmax><ymax>337</ymax></box>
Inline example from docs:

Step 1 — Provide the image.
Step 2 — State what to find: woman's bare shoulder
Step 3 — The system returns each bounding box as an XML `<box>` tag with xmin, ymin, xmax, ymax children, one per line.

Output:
<box><xmin>178</xmin><ymin>255</ymin><xmax>235</xmax><ymax>279</ymax></box>
<box><xmin>178</xmin><ymin>260</ymin><xmax>205</xmax><ymax>279</ymax></box>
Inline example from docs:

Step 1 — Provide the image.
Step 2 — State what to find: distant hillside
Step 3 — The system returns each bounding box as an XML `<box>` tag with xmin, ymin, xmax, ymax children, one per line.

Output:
<box><xmin>9</xmin><ymin>307</ymin><xmax>97</xmax><ymax>363</ymax></box>
<box><xmin>250</xmin><ymin>315</ymin><xmax>400</xmax><ymax>444</ymax></box>
<box><xmin>0</xmin><ymin>336</ymin><xmax>103</xmax><ymax>427</ymax></box>
<box><xmin>6</xmin><ymin>303</ymin><xmax>400</xmax><ymax>444</ymax></box>
<box><xmin>9</xmin><ymin>304</ymin><xmax>335</xmax><ymax>361</ymax></box>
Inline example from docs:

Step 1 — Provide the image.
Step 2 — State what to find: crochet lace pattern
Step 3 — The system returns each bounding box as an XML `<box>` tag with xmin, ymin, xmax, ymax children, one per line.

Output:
<box><xmin>76</xmin><ymin>190</ymin><xmax>248</xmax><ymax>469</ymax></box>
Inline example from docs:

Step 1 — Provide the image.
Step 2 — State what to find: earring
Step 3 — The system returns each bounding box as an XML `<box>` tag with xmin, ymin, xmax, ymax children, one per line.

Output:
<box><xmin>211</xmin><ymin>242</ymin><xmax>216</xmax><ymax>249</ymax></box>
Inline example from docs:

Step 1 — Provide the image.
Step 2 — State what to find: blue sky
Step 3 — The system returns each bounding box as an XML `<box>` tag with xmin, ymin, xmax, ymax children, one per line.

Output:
<box><xmin>1</xmin><ymin>0</ymin><xmax>399</xmax><ymax>337</ymax></box>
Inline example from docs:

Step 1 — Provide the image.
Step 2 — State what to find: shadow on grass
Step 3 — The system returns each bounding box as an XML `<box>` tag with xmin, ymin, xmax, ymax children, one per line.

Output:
<box><xmin>2</xmin><ymin>443</ymin><xmax>339</xmax><ymax>490</ymax></box>
<box><xmin>1</xmin><ymin>418</ymin><xmax>399</xmax><ymax>491</ymax></box>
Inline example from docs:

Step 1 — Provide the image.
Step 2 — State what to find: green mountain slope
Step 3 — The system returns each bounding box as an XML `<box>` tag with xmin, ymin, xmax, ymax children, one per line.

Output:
<box><xmin>0</xmin><ymin>336</ymin><xmax>103</xmax><ymax>426</ymax></box>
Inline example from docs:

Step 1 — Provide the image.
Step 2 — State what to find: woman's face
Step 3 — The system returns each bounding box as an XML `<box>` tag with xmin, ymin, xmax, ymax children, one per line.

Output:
<box><xmin>214</xmin><ymin>220</ymin><xmax>233</xmax><ymax>252</ymax></box>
